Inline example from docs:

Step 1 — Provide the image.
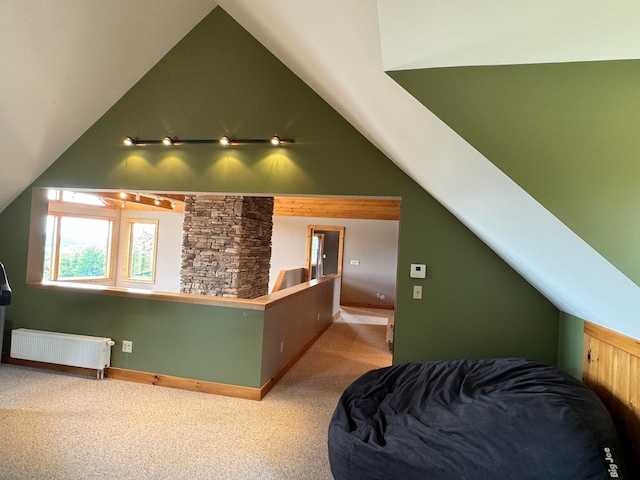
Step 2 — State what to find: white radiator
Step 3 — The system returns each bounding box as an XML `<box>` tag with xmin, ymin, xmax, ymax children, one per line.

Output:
<box><xmin>10</xmin><ymin>329</ymin><xmax>115</xmax><ymax>379</ymax></box>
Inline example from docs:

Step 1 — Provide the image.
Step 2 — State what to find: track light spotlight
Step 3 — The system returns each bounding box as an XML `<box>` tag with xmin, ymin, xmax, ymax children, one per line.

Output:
<box><xmin>123</xmin><ymin>137</ymin><xmax>135</xmax><ymax>146</ymax></box>
<box><xmin>220</xmin><ymin>136</ymin><xmax>230</xmax><ymax>146</ymax></box>
<box><xmin>270</xmin><ymin>135</ymin><xmax>281</xmax><ymax>145</ymax></box>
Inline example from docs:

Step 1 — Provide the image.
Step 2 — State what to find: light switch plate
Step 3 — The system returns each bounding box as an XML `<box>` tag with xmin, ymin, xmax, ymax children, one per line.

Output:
<box><xmin>410</xmin><ymin>263</ymin><xmax>426</xmax><ymax>278</ymax></box>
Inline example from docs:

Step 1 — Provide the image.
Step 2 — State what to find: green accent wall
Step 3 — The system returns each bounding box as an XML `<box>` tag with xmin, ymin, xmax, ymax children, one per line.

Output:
<box><xmin>557</xmin><ymin>312</ymin><xmax>585</xmax><ymax>379</ymax></box>
<box><xmin>0</xmin><ymin>7</ymin><xmax>560</xmax><ymax>386</ymax></box>
<box><xmin>388</xmin><ymin>61</ymin><xmax>640</xmax><ymax>288</ymax></box>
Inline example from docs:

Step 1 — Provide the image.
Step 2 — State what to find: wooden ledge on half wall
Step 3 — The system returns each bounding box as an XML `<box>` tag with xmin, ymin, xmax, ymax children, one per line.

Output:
<box><xmin>26</xmin><ymin>274</ymin><xmax>340</xmax><ymax>310</ymax></box>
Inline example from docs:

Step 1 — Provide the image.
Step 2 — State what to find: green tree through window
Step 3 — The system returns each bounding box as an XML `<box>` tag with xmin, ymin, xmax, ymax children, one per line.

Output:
<box><xmin>58</xmin><ymin>246</ymin><xmax>107</xmax><ymax>278</ymax></box>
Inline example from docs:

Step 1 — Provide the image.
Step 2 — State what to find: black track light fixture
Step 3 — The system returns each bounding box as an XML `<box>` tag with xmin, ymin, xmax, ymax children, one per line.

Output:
<box><xmin>123</xmin><ymin>135</ymin><xmax>294</xmax><ymax>147</ymax></box>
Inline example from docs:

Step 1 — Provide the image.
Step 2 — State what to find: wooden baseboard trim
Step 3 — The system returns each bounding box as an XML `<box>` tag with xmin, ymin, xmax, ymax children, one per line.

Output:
<box><xmin>1</xmin><ymin>353</ymin><xmax>261</xmax><ymax>400</ymax></box>
<box><xmin>340</xmin><ymin>301</ymin><xmax>395</xmax><ymax>311</ymax></box>
<box><xmin>1</xmin><ymin>353</ymin><xmax>103</xmax><ymax>378</ymax></box>
<box><xmin>105</xmin><ymin>367</ymin><xmax>262</xmax><ymax>401</ymax></box>
<box><xmin>259</xmin><ymin>313</ymin><xmax>338</xmax><ymax>399</ymax></box>
<box><xmin>2</xmin><ymin>313</ymin><xmax>339</xmax><ymax>402</ymax></box>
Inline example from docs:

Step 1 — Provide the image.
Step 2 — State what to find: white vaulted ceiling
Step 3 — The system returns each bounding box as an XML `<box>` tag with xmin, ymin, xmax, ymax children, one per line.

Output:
<box><xmin>2</xmin><ymin>0</ymin><xmax>640</xmax><ymax>339</ymax></box>
<box><xmin>377</xmin><ymin>0</ymin><xmax>640</xmax><ymax>70</ymax></box>
<box><xmin>0</xmin><ymin>0</ymin><xmax>217</xmax><ymax>211</ymax></box>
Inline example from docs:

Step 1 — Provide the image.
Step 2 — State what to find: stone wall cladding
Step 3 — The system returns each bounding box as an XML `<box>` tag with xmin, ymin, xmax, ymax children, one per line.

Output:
<box><xmin>180</xmin><ymin>195</ymin><xmax>273</xmax><ymax>298</ymax></box>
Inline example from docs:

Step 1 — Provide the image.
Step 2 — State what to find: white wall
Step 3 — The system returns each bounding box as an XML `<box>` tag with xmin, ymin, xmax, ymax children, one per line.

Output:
<box><xmin>270</xmin><ymin>216</ymin><xmax>399</xmax><ymax>307</ymax></box>
<box><xmin>116</xmin><ymin>210</ymin><xmax>184</xmax><ymax>292</ymax></box>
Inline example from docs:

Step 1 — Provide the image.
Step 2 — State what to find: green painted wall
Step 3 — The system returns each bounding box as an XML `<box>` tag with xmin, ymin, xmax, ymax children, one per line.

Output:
<box><xmin>0</xmin><ymin>7</ymin><xmax>559</xmax><ymax>386</ymax></box>
<box><xmin>388</xmin><ymin>61</ymin><xmax>640</xmax><ymax>288</ymax></box>
<box><xmin>557</xmin><ymin>312</ymin><xmax>585</xmax><ymax>380</ymax></box>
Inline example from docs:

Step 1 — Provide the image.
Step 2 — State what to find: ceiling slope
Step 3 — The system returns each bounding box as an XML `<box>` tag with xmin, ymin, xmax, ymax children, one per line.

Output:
<box><xmin>378</xmin><ymin>0</ymin><xmax>640</xmax><ymax>70</ymax></box>
<box><xmin>0</xmin><ymin>0</ymin><xmax>217</xmax><ymax>211</ymax></box>
<box><xmin>219</xmin><ymin>0</ymin><xmax>640</xmax><ymax>339</ymax></box>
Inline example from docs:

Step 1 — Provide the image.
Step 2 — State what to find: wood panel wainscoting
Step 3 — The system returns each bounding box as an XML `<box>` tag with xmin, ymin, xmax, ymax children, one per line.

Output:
<box><xmin>583</xmin><ymin>321</ymin><xmax>640</xmax><ymax>472</ymax></box>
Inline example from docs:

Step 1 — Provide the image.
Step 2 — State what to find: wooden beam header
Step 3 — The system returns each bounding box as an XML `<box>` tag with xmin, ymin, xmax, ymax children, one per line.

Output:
<box><xmin>273</xmin><ymin>197</ymin><xmax>400</xmax><ymax>220</ymax></box>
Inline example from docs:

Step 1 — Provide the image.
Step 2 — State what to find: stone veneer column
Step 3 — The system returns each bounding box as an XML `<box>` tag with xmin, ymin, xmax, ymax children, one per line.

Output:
<box><xmin>180</xmin><ymin>195</ymin><xmax>274</xmax><ymax>298</ymax></box>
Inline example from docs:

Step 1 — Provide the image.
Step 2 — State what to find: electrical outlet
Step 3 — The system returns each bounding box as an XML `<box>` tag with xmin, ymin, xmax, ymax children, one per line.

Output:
<box><xmin>122</xmin><ymin>340</ymin><xmax>133</xmax><ymax>353</ymax></box>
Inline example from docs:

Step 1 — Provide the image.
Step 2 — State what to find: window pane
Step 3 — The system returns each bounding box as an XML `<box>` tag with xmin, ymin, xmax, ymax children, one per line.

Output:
<box><xmin>57</xmin><ymin>217</ymin><xmax>111</xmax><ymax>279</ymax></box>
<box><xmin>47</xmin><ymin>189</ymin><xmax>60</xmax><ymax>200</ymax></box>
<box><xmin>128</xmin><ymin>222</ymin><xmax>157</xmax><ymax>280</ymax></box>
<box><xmin>61</xmin><ymin>191</ymin><xmax>105</xmax><ymax>206</ymax></box>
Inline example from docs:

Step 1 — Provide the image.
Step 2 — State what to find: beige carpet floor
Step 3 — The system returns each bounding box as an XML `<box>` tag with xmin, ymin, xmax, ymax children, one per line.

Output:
<box><xmin>0</xmin><ymin>312</ymin><xmax>392</xmax><ymax>479</ymax></box>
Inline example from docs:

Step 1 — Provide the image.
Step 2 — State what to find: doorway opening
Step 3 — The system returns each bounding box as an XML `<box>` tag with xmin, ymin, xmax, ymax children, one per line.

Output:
<box><xmin>305</xmin><ymin>225</ymin><xmax>345</xmax><ymax>281</ymax></box>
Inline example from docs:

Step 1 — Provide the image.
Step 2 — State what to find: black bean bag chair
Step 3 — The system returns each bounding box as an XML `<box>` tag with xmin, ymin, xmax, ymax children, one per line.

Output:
<box><xmin>328</xmin><ymin>358</ymin><xmax>628</xmax><ymax>480</ymax></box>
